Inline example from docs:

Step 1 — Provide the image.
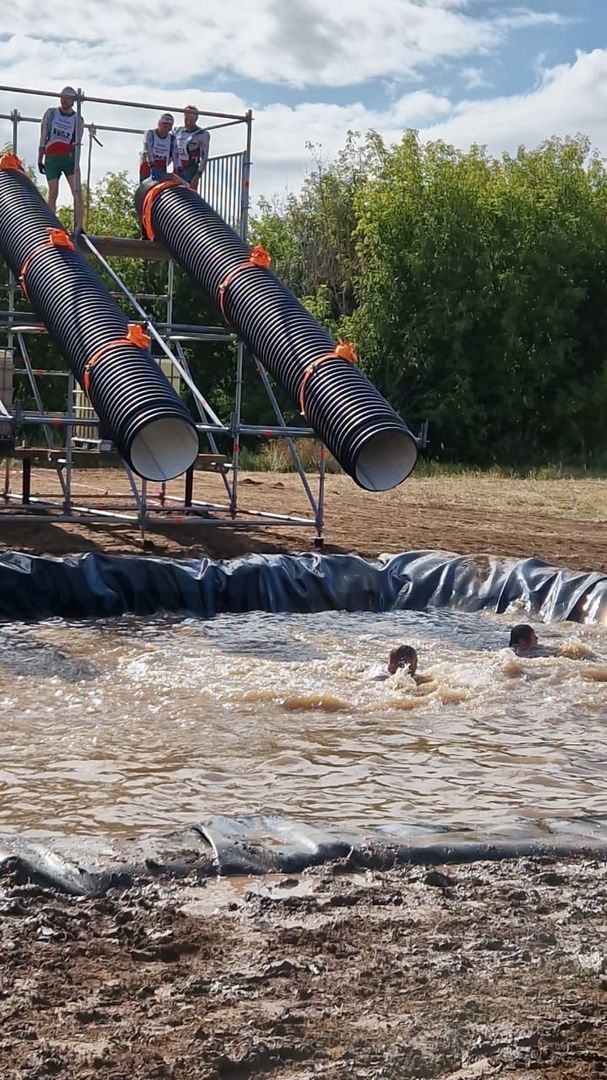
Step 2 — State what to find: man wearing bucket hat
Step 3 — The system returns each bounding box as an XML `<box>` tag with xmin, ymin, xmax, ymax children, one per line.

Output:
<box><xmin>139</xmin><ymin>113</ymin><xmax>177</xmax><ymax>182</ymax></box>
<box><xmin>174</xmin><ymin>105</ymin><xmax>210</xmax><ymax>191</ymax></box>
<box><xmin>38</xmin><ymin>86</ymin><xmax>84</xmax><ymax>229</ymax></box>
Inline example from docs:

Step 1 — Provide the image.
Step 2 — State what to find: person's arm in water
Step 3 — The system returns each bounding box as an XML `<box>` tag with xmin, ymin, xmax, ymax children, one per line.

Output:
<box><xmin>413</xmin><ymin>672</ymin><xmax>434</xmax><ymax>685</ymax></box>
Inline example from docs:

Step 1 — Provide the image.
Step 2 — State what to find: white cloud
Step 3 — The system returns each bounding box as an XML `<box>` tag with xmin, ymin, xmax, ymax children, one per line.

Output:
<box><xmin>0</xmin><ymin>0</ymin><xmax>565</xmax><ymax>89</ymax></box>
<box><xmin>494</xmin><ymin>8</ymin><xmax>567</xmax><ymax>31</ymax></box>
<box><xmin>460</xmin><ymin>66</ymin><xmax>491</xmax><ymax>90</ymax></box>
<box><xmin>419</xmin><ymin>48</ymin><xmax>607</xmax><ymax>153</ymax></box>
<box><xmin>0</xmin><ymin>8</ymin><xmax>598</xmax><ymax>216</ymax></box>
<box><xmin>390</xmin><ymin>92</ymin><xmax>453</xmax><ymax>124</ymax></box>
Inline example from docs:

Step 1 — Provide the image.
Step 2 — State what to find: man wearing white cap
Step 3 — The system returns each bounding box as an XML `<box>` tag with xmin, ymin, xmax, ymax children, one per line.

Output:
<box><xmin>174</xmin><ymin>106</ymin><xmax>210</xmax><ymax>191</ymax></box>
<box><xmin>38</xmin><ymin>86</ymin><xmax>84</xmax><ymax>228</ymax></box>
<box><xmin>139</xmin><ymin>113</ymin><xmax>177</xmax><ymax>182</ymax></box>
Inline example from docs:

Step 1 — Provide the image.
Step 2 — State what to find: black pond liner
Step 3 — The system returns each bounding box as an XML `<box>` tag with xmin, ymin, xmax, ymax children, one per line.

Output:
<box><xmin>0</xmin><ymin>548</ymin><xmax>604</xmax><ymax>624</ymax></box>
<box><xmin>0</xmin><ymin>164</ymin><xmax>198</xmax><ymax>481</ymax></box>
<box><xmin>2</xmin><ymin>813</ymin><xmax>607</xmax><ymax>895</ymax></box>
<box><xmin>134</xmin><ymin>178</ymin><xmax>417</xmax><ymax>491</ymax></box>
<box><xmin>1</xmin><ymin>546</ymin><xmax>606</xmax><ymax>892</ymax></box>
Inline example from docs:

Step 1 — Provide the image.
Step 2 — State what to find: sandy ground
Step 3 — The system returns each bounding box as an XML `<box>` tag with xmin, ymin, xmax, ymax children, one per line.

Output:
<box><xmin>1</xmin><ymin>857</ymin><xmax>607</xmax><ymax>1079</ymax></box>
<box><xmin>0</xmin><ymin>466</ymin><xmax>606</xmax><ymax>571</ymax></box>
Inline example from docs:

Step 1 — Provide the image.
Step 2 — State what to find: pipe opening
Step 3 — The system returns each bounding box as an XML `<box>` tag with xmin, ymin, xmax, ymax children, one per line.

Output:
<box><xmin>355</xmin><ymin>430</ymin><xmax>418</xmax><ymax>492</ymax></box>
<box><xmin>129</xmin><ymin>417</ymin><xmax>199</xmax><ymax>481</ymax></box>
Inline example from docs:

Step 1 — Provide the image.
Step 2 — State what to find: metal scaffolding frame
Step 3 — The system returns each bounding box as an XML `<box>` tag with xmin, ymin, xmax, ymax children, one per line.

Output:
<box><xmin>0</xmin><ymin>83</ymin><xmax>326</xmax><ymax>545</ymax></box>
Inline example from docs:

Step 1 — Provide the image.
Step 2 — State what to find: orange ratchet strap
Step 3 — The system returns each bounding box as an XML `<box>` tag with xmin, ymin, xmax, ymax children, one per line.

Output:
<box><xmin>218</xmin><ymin>245</ymin><xmax>272</xmax><ymax>327</ymax></box>
<box><xmin>19</xmin><ymin>228</ymin><xmax>75</xmax><ymax>301</ymax></box>
<box><xmin>140</xmin><ymin>178</ymin><xmax>182</xmax><ymax>241</ymax></box>
<box><xmin>298</xmin><ymin>340</ymin><xmax>358</xmax><ymax>418</ymax></box>
<box><xmin>83</xmin><ymin>324</ymin><xmax>150</xmax><ymax>396</ymax></box>
<box><xmin>0</xmin><ymin>153</ymin><xmax>24</xmax><ymax>171</ymax></box>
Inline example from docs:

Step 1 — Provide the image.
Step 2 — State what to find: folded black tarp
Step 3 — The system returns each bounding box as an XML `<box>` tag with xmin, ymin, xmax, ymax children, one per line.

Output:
<box><xmin>0</xmin><ymin>549</ymin><xmax>604</xmax><ymax>624</ymax></box>
<box><xmin>2</xmin><ymin>813</ymin><xmax>607</xmax><ymax>895</ymax></box>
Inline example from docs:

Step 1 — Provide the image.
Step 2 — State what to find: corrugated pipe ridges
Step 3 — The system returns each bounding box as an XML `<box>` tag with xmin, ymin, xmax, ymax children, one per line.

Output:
<box><xmin>0</xmin><ymin>162</ymin><xmax>198</xmax><ymax>481</ymax></box>
<box><xmin>135</xmin><ymin>178</ymin><xmax>417</xmax><ymax>491</ymax></box>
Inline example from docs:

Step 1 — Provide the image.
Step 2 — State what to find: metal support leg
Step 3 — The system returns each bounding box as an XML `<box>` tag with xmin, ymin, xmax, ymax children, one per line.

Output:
<box><xmin>22</xmin><ymin>457</ymin><xmax>31</xmax><ymax>505</ymax></box>
<box><xmin>139</xmin><ymin>478</ymin><xmax>147</xmax><ymax>546</ymax></box>
<box><xmin>315</xmin><ymin>445</ymin><xmax>326</xmax><ymax>547</ymax></box>
<box><xmin>64</xmin><ymin>371</ymin><xmax>74</xmax><ymax>513</ymax></box>
<box><xmin>230</xmin><ymin>341</ymin><xmax>245</xmax><ymax>519</ymax></box>
<box><xmin>184</xmin><ymin>465</ymin><xmax>194</xmax><ymax>508</ymax></box>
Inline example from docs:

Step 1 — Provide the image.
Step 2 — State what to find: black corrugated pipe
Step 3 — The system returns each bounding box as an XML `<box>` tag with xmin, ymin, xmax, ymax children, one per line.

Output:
<box><xmin>0</xmin><ymin>159</ymin><xmax>198</xmax><ymax>481</ymax></box>
<box><xmin>135</xmin><ymin>178</ymin><xmax>417</xmax><ymax>491</ymax></box>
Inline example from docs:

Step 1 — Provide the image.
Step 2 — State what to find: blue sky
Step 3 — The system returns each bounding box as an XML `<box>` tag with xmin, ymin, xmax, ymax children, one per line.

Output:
<box><xmin>1</xmin><ymin>1</ymin><xmax>606</xmax><ymax>206</ymax></box>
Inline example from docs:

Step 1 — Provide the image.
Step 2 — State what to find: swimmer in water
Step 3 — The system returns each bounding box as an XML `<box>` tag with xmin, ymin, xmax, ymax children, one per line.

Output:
<box><xmin>372</xmin><ymin>645</ymin><xmax>433</xmax><ymax>685</ymax></box>
<box><xmin>508</xmin><ymin>624</ymin><xmax>539</xmax><ymax>653</ymax></box>
<box><xmin>509</xmin><ymin>622</ymin><xmax>595</xmax><ymax>662</ymax></box>
<box><xmin>388</xmin><ymin>644</ymin><xmax>418</xmax><ymax>677</ymax></box>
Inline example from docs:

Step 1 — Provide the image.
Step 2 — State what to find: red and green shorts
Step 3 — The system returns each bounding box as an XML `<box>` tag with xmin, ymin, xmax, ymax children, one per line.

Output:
<box><xmin>178</xmin><ymin>161</ymin><xmax>199</xmax><ymax>183</ymax></box>
<box><xmin>45</xmin><ymin>153</ymin><xmax>75</xmax><ymax>181</ymax></box>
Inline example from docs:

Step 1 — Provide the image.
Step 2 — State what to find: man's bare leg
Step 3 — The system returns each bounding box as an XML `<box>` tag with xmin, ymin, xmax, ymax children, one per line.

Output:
<box><xmin>66</xmin><ymin>171</ymin><xmax>83</xmax><ymax>231</ymax></box>
<box><xmin>46</xmin><ymin>178</ymin><xmax>59</xmax><ymax>215</ymax></box>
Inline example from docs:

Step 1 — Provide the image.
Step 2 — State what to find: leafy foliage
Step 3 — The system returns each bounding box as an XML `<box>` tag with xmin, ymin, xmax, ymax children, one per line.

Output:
<box><xmin>348</xmin><ymin>132</ymin><xmax>607</xmax><ymax>465</ymax></box>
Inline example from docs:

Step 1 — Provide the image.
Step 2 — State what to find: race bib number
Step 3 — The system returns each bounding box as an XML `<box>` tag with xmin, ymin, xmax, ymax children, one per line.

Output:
<box><xmin>152</xmin><ymin>133</ymin><xmax>172</xmax><ymax>161</ymax></box>
<box><xmin>50</xmin><ymin>114</ymin><xmax>75</xmax><ymax>144</ymax></box>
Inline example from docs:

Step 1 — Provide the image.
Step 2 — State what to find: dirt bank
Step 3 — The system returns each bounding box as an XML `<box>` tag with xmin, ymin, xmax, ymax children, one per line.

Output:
<box><xmin>1</xmin><ymin>857</ymin><xmax>606</xmax><ymax>1078</ymax></box>
<box><xmin>0</xmin><ymin>468</ymin><xmax>606</xmax><ymax>572</ymax></box>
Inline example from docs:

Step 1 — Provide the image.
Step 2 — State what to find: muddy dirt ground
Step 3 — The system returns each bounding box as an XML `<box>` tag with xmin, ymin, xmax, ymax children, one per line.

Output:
<box><xmin>2</xmin><ymin>468</ymin><xmax>607</xmax><ymax>1077</ymax></box>
<box><xmin>1</xmin><ymin>857</ymin><xmax>606</xmax><ymax>1079</ymax></box>
<box><xmin>0</xmin><ymin>466</ymin><xmax>606</xmax><ymax>572</ymax></box>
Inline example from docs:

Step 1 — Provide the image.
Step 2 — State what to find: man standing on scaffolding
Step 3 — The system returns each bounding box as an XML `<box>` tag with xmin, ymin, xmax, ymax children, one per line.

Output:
<box><xmin>139</xmin><ymin>113</ymin><xmax>177</xmax><ymax>181</ymax></box>
<box><xmin>38</xmin><ymin>86</ymin><xmax>84</xmax><ymax>230</ymax></box>
<box><xmin>174</xmin><ymin>106</ymin><xmax>210</xmax><ymax>191</ymax></box>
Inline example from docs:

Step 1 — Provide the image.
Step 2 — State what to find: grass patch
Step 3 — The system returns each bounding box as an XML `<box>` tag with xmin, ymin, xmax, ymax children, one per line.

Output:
<box><xmin>237</xmin><ymin>442</ymin><xmax>607</xmax><ymax>481</ymax></box>
<box><xmin>239</xmin><ymin>439</ymin><xmax>342</xmax><ymax>474</ymax></box>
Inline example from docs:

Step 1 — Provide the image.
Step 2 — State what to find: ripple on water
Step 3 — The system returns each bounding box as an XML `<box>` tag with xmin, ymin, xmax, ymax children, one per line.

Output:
<box><xmin>0</xmin><ymin>608</ymin><xmax>605</xmax><ymax>838</ymax></box>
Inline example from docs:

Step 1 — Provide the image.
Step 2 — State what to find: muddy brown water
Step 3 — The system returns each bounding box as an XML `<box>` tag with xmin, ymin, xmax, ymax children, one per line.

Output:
<box><xmin>0</xmin><ymin>608</ymin><xmax>606</xmax><ymax>839</ymax></box>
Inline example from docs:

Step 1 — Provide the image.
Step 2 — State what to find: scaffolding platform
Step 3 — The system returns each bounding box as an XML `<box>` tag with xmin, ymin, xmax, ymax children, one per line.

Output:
<box><xmin>7</xmin><ymin>447</ymin><xmax>228</xmax><ymax>471</ymax></box>
<box><xmin>0</xmin><ymin>82</ymin><xmax>327</xmax><ymax>547</ymax></box>
<box><xmin>78</xmin><ymin>234</ymin><xmax>171</xmax><ymax>261</ymax></box>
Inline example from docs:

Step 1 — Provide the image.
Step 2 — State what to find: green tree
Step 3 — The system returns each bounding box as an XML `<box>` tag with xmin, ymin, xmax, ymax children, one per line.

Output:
<box><xmin>252</xmin><ymin>131</ymin><xmax>384</xmax><ymax>332</ymax></box>
<box><xmin>350</xmin><ymin>131</ymin><xmax>607</xmax><ymax>465</ymax></box>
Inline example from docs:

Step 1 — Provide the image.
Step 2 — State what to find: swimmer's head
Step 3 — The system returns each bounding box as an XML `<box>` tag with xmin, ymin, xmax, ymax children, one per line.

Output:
<box><xmin>508</xmin><ymin>623</ymin><xmax>538</xmax><ymax>650</ymax></box>
<box><xmin>388</xmin><ymin>645</ymin><xmax>418</xmax><ymax>676</ymax></box>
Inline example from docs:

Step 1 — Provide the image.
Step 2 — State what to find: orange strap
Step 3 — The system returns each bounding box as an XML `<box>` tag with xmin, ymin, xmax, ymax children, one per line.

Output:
<box><xmin>218</xmin><ymin>245</ymin><xmax>272</xmax><ymax>326</ymax></box>
<box><xmin>19</xmin><ymin>228</ymin><xmax>76</xmax><ymax>300</ymax></box>
<box><xmin>298</xmin><ymin>340</ymin><xmax>359</xmax><ymax>417</ymax></box>
<box><xmin>140</xmin><ymin>178</ymin><xmax>183</xmax><ymax>241</ymax></box>
<box><xmin>0</xmin><ymin>153</ymin><xmax>24</xmax><ymax>171</ymax></box>
<box><xmin>83</xmin><ymin>324</ymin><xmax>151</xmax><ymax>395</ymax></box>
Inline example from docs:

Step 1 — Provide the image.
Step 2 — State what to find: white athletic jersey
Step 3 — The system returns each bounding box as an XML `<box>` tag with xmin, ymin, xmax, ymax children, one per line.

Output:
<box><xmin>142</xmin><ymin>129</ymin><xmax>177</xmax><ymax>168</ymax></box>
<box><xmin>40</xmin><ymin>107</ymin><xmax>83</xmax><ymax>155</ymax></box>
<box><xmin>174</xmin><ymin>126</ymin><xmax>210</xmax><ymax>175</ymax></box>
